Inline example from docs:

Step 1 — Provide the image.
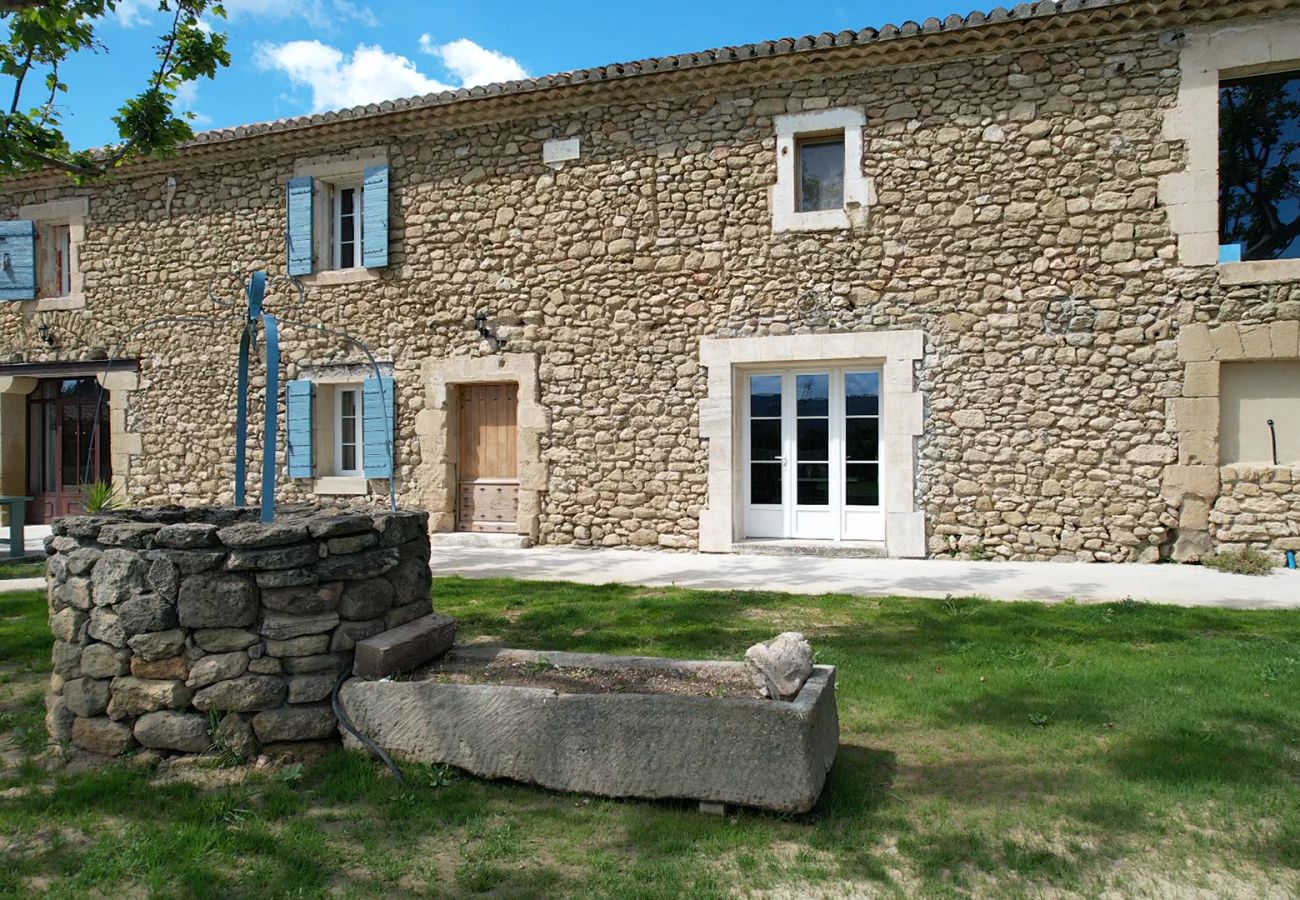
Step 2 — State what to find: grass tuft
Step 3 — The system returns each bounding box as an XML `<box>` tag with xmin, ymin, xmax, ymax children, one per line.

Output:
<box><xmin>0</xmin><ymin>558</ymin><xmax>45</xmax><ymax>580</ymax></box>
<box><xmin>1201</xmin><ymin>548</ymin><xmax>1276</xmax><ymax>575</ymax></box>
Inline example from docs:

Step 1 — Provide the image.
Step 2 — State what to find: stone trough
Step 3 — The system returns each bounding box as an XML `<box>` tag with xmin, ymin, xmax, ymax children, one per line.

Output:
<box><xmin>339</xmin><ymin>645</ymin><xmax>840</xmax><ymax>813</ymax></box>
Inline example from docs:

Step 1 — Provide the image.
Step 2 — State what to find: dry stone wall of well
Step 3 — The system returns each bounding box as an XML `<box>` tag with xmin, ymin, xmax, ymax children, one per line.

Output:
<box><xmin>1</xmin><ymin>18</ymin><xmax>1300</xmax><ymax>562</ymax></box>
<box><xmin>44</xmin><ymin>508</ymin><xmax>431</xmax><ymax>758</ymax></box>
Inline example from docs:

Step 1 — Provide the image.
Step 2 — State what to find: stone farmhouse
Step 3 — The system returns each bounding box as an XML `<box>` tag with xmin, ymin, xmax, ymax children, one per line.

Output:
<box><xmin>0</xmin><ymin>0</ymin><xmax>1298</xmax><ymax>563</ymax></box>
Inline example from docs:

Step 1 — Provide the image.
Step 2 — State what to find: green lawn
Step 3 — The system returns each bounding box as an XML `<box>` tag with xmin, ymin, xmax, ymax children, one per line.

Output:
<box><xmin>0</xmin><ymin>558</ymin><xmax>46</xmax><ymax>580</ymax></box>
<box><xmin>2</xmin><ymin>578</ymin><xmax>1299</xmax><ymax>898</ymax></box>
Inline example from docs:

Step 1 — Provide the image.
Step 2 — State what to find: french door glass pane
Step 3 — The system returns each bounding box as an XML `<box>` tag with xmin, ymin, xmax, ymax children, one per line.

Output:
<box><xmin>846</xmin><ymin>417</ymin><xmax>879</xmax><ymax>461</ymax></box>
<box><xmin>750</xmin><ymin>419</ymin><xmax>781</xmax><ymax>461</ymax></box>
<box><xmin>795</xmin><ymin>374</ymin><xmax>828</xmax><ymax>416</ymax></box>
<box><xmin>43</xmin><ymin>406</ymin><xmax>56</xmax><ymax>491</ymax></box>
<box><xmin>797</xmin><ymin>418</ymin><xmax>828</xmax><ymax>461</ymax></box>
<box><xmin>846</xmin><ymin>371</ymin><xmax>880</xmax><ymax>416</ymax></box>
<box><xmin>846</xmin><ymin>463</ymin><xmax>880</xmax><ymax>506</ymax></box>
<box><xmin>751</xmin><ymin>463</ymin><xmax>782</xmax><ymax>504</ymax></box>
<box><xmin>750</xmin><ymin>375</ymin><xmax>781</xmax><ymax>417</ymax></box>
<box><xmin>797</xmin><ymin>462</ymin><xmax>829</xmax><ymax>505</ymax></box>
<box><xmin>60</xmin><ymin>405</ymin><xmax>79</xmax><ymax>486</ymax></box>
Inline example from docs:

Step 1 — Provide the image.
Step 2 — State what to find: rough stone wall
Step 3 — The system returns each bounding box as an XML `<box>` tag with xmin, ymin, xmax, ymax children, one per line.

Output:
<box><xmin>1</xmin><ymin>18</ymin><xmax>1299</xmax><ymax>561</ymax></box>
<box><xmin>1211</xmin><ymin>468</ymin><xmax>1300</xmax><ymax>556</ymax></box>
<box><xmin>44</xmin><ymin>508</ymin><xmax>431</xmax><ymax>758</ymax></box>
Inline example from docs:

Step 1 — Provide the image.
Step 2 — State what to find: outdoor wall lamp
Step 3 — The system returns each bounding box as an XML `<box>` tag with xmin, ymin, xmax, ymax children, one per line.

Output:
<box><xmin>37</xmin><ymin>322</ymin><xmax>55</xmax><ymax>347</ymax></box>
<box><xmin>474</xmin><ymin>312</ymin><xmax>506</xmax><ymax>351</ymax></box>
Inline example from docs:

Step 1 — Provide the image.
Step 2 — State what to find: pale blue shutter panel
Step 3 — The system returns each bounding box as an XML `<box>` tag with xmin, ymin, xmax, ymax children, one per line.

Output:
<box><xmin>0</xmin><ymin>220</ymin><xmax>37</xmax><ymax>301</ymax></box>
<box><xmin>286</xmin><ymin>176</ymin><xmax>314</xmax><ymax>276</ymax></box>
<box><xmin>285</xmin><ymin>379</ymin><xmax>315</xmax><ymax>478</ymax></box>
<box><xmin>362</xmin><ymin>376</ymin><xmax>394</xmax><ymax>479</ymax></box>
<box><xmin>361</xmin><ymin>164</ymin><xmax>389</xmax><ymax>268</ymax></box>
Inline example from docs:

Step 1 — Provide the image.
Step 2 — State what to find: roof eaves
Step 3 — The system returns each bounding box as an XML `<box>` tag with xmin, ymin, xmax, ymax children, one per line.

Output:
<box><xmin>182</xmin><ymin>0</ymin><xmax>1132</xmax><ymax>148</ymax></box>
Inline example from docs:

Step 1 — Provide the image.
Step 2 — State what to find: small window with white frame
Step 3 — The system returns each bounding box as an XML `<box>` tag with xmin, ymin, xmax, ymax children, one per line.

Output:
<box><xmin>335</xmin><ymin>384</ymin><xmax>364</xmax><ymax>476</ymax></box>
<box><xmin>772</xmin><ymin>108</ymin><xmax>871</xmax><ymax>233</ymax></box>
<box><xmin>53</xmin><ymin>224</ymin><xmax>72</xmax><ymax>296</ymax></box>
<box><xmin>330</xmin><ymin>181</ymin><xmax>364</xmax><ymax>270</ymax></box>
<box><xmin>796</xmin><ymin>134</ymin><xmax>846</xmax><ymax>213</ymax></box>
<box><xmin>289</xmin><ymin>146</ymin><xmax>388</xmax><ymax>279</ymax></box>
<box><xmin>21</xmin><ymin>201</ymin><xmax>85</xmax><ymax>303</ymax></box>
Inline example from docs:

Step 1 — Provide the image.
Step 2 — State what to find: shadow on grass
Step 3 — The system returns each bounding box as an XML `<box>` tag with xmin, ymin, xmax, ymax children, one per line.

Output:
<box><xmin>1107</xmin><ymin>709</ymin><xmax>1300</xmax><ymax>787</ymax></box>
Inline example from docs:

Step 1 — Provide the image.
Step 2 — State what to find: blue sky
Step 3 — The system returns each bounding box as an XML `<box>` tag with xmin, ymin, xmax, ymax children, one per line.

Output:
<box><xmin>48</xmin><ymin>0</ymin><xmax>961</xmax><ymax>150</ymax></box>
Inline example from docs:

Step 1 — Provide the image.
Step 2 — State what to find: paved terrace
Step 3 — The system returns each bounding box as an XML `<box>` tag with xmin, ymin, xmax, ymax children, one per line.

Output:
<box><xmin>428</xmin><ymin>546</ymin><xmax>1300</xmax><ymax>610</ymax></box>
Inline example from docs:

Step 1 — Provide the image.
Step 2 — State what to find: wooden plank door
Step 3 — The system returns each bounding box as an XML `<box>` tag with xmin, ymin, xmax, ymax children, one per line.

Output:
<box><xmin>457</xmin><ymin>383</ymin><xmax>519</xmax><ymax>533</ymax></box>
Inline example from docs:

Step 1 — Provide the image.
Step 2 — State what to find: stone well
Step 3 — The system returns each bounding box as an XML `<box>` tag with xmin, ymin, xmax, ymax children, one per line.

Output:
<box><xmin>43</xmin><ymin>506</ymin><xmax>432</xmax><ymax>758</ymax></box>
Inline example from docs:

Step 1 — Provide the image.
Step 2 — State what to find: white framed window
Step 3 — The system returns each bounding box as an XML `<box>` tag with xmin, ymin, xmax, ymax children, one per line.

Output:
<box><xmin>18</xmin><ymin>198</ymin><xmax>87</xmax><ymax>307</ymax></box>
<box><xmin>291</xmin><ymin>145</ymin><xmax>387</xmax><ymax>282</ymax></box>
<box><xmin>771</xmin><ymin>108</ymin><xmax>871</xmax><ymax>233</ymax></box>
<box><xmin>335</xmin><ymin>385</ymin><xmax>364</xmax><ymax>476</ymax></box>
<box><xmin>1217</xmin><ymin>68</ymin><xmax>1300</xmax><ymax>265</ymax></box>
<box><xmin>1160</xmin><ymin>17</ymin><xmax>1300</xmax><ymax>285</ymax></box>
<box><xmin>796</xmin><ymin>135</ymin><xmax>846</xmax><ymax>213</ymax></box>
<box><xmin>330</xmin><ymin>182</ymin><xmax>365</xmax><ymax>270</ymax></box>
<box><xmin>51</xmin><ymin>224</ymin><xmax>72</xmax><ymax>296</ymax></box>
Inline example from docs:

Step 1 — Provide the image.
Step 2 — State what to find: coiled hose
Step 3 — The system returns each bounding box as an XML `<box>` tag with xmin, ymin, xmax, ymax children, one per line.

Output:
<box><xmin>332</xmin><ymin>670</ymin><xmax>407</xmax><ymax>785</ymax></box>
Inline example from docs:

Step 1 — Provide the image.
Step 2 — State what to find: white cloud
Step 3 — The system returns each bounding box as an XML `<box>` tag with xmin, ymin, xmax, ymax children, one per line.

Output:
<box><xmin>419</xmin><ymin>36</ymin><xmax>527</xmax><ymax>87</ymax></box>
<box><xmin>256</xmin><ymin>40</ymin><xmax>453</xmax><ymax>112</ymax></box>
<box><xmin>257</xmin><ymin>37</ymin><xmax>528</xmax><ymax>113</ymax></box>
<box><xmin>113</xmin><ymin>0</ymin><xmax>154</xmax><ymax>27</ymax></box>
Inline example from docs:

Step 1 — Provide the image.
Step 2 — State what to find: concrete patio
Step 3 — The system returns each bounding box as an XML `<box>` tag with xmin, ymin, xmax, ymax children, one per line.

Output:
<box><xmin>428</xmin><ymin>546</ymin><xmax>1300</xmax><ymax>610</ymax></box>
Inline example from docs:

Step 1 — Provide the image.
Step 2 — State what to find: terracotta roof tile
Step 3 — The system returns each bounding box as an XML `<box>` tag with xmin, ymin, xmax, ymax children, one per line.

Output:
<box><xmin>179</xmin><ymin>0</ymin><xmax>1138</xmax><ymax>147</ymax></box>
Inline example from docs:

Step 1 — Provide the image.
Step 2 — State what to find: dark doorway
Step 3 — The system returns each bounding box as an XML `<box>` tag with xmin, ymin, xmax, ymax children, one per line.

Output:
<box><xmin>27</xmin><ymin>378</ymin><xmax>111</xmax><ymax>523</ymax></box>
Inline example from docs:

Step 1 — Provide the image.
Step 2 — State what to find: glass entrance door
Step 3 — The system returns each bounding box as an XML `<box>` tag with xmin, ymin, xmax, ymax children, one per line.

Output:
<box><xmin>27</xmin><ymin>378</ymin><xmax>111</xmax><ymax>524</ymax></box>
<box><xmin>742</xmin><ymin>367</ymin><xmax>882</xmax><ymax>542</ymax></box>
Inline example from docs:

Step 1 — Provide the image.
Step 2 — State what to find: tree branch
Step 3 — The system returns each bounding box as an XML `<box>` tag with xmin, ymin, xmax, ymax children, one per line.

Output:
<box><xmin>38</xmin><ymin>59</ymin><xmax>59</xmax><ymax>125</ymax></box>
<box><xmin>10</xmin><ymin>145</ymin><xmax>103</xmax><ymax>177</ymax></box>
<box><xmin>9</xmin><ymin>46</ymin><xmax>33</xmax><ymax>115</ymax></box>
<box><xmin>152</xmin><ymin>4</ymin><xmax>184</xmax><ymax>92</ymax></box>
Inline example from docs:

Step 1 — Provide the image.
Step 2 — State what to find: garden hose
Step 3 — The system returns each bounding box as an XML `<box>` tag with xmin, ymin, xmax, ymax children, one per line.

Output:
<box><xmin>332</xmin><ymin>670</ymin><xmax>407</xmax><ymax>785</ymax></box>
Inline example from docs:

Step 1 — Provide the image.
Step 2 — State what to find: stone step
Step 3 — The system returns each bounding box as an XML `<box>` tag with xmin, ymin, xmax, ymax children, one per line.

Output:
<box><xmin>353</xmin><ymin>613</ymin><xmax>458</xmax><ymax>679</ymax></box>
<box><xmin>732</xmin><ymin>540</ymin><xmax>887</xmax><ymax>560</ymax></box>
<box><xmin>428</xmin><ymin>532</ymin><xmax>531</xmax><ymax>550</ymax></box>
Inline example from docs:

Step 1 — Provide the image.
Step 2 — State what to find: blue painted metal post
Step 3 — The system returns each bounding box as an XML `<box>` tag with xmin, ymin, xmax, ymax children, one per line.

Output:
<box><xmin>234</xmin><ymin>328</ymin><xmax>250</xmax><ymax>507</ymax></box>
<box><xmin>260</xmin><ymin>312</ymin><xmax>280</xmax><ymax>523</ymax></box>
<box><xmin>234</xmin><ymin>271</ymin><xmax>268</xmax><ymax>513</ymax></box>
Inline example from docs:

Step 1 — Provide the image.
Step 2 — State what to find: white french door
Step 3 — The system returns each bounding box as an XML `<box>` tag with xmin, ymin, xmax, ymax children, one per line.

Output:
<box><xmin>742</xmin><ymin>367</ymin><xmax>883</xmax><ymax>542</ymax></box>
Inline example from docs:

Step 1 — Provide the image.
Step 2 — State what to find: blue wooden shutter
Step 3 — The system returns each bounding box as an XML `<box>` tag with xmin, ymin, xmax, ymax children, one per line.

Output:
<box><xmin>285</xmin><ymin>379</ymin><xmax>315</xmax><ymax>478</ymax></box>
<box><xmin>361</xmin><ymin>164</ymin><xmax>389</xmax><ymax>268</ymax></box>
<box><xmin>286</xmin><ymin>176</ymin><xmax>314</xmax><ymax>276</ymax></box>
<box><xmin>0</xmin><ymin>220</ymin><xmax>37</xmax><ymax>301</ymax></box>
<box><xmin>362</xmin><ymin>376</ymin><xmax>394</xmax><ymax>479</ymax></box>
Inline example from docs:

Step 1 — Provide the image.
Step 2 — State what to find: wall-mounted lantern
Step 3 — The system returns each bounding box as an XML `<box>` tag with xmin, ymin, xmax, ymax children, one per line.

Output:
<box><xmin>474</xmin><ymin>312</ymin><xmax>506</xmax><ymax>352</ymax></box>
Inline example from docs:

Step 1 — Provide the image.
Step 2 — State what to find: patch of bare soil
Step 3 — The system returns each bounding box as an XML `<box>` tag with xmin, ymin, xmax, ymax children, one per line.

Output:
<box><xmin>420</xmin><ymin>659</ymin><xmax>761</xmax><ymax>699</ymax></box>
